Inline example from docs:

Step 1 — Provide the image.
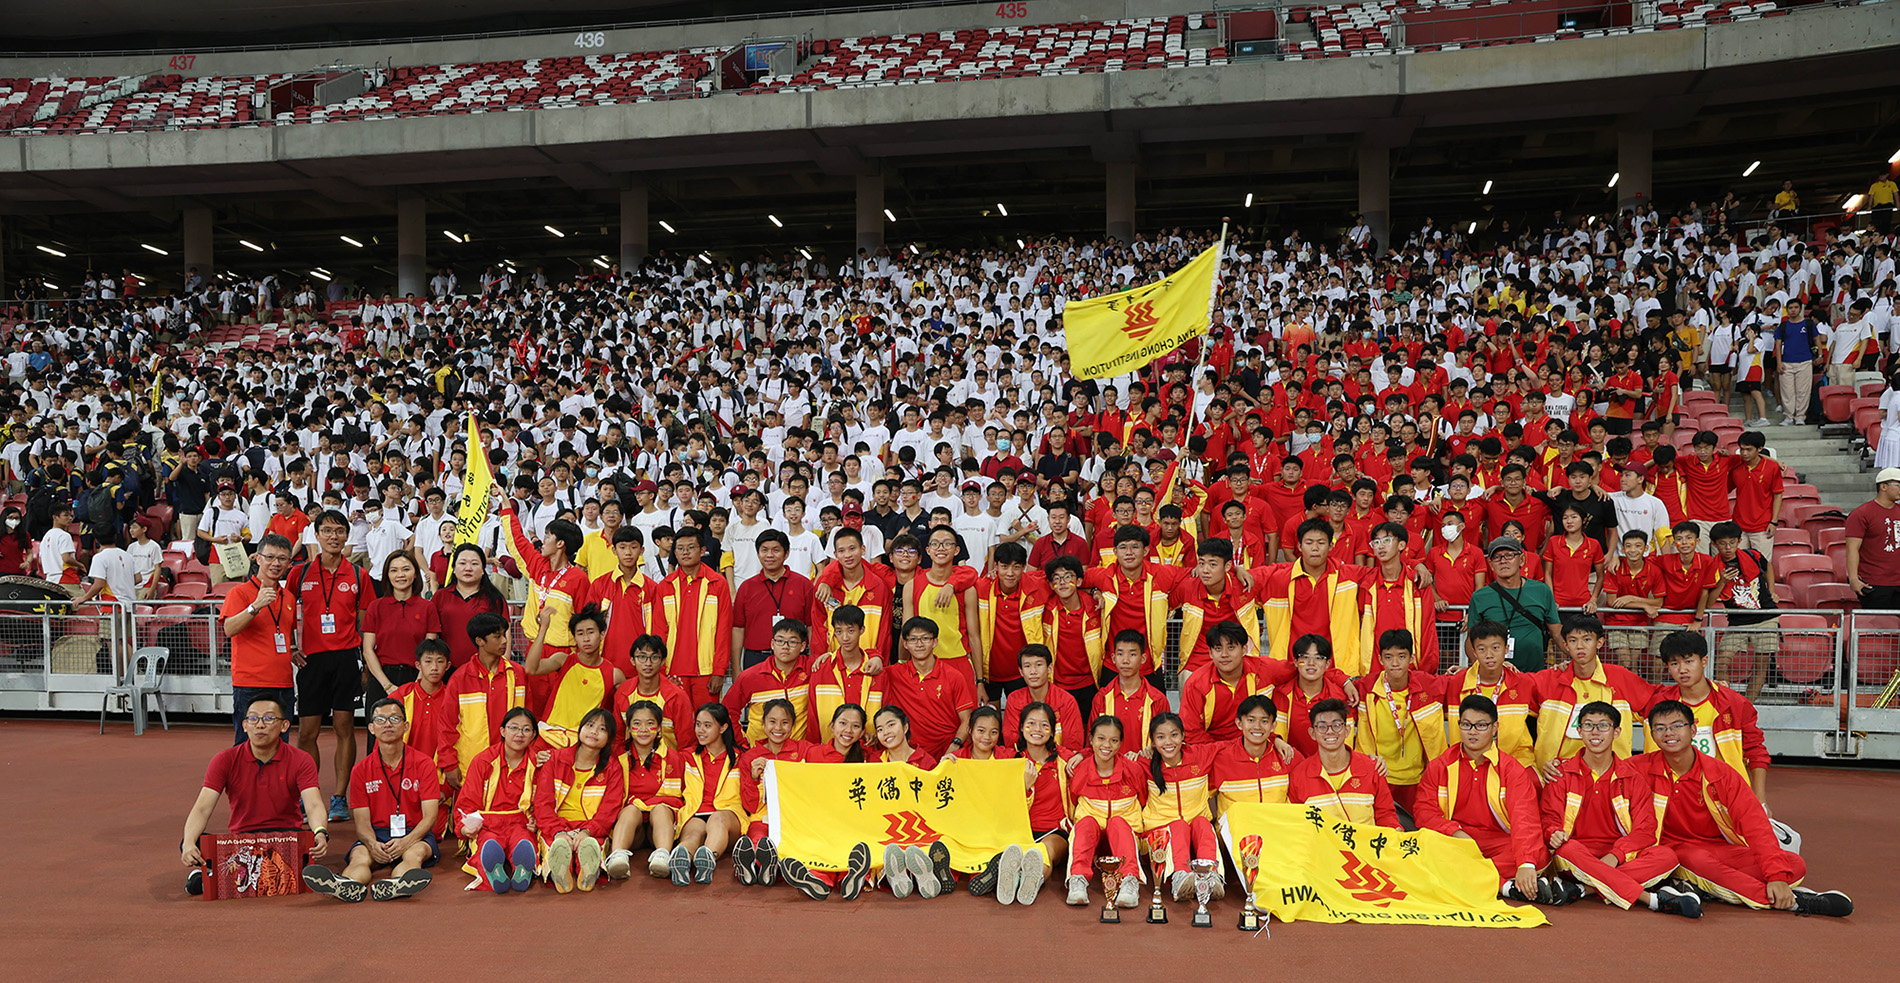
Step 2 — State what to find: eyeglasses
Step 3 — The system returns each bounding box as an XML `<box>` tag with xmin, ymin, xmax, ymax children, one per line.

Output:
<box><xmin>1312</xmin><ymin>721</ymin><xmax>1348</xmax><ymax>732</ymax></box>
<box><xmin>1650</xmin><ymin>721</ymin><xmax>1692</xmax><ymax>734</ymax></box>
<box><xmin>1457</xmin><ymin>720</ymin><xmax>1496</xmax><ymax>731</ymax></box>
<box><xmin>1578</xmin><ymin>721</ymin><xmax>1615</xmax><ymax>733</ymax></box>
<box><xmin>243</xmin><ymin>714</ymin><xmax>282</xmax><ymax>725</ymax></box>
<box><xmin>370</xmin><ymin>715</ymin><xmax>406</xmax><ymax>726</ymax></box>
<box><xmin>892</xmin><ymin>548</ymin><xmax>919</xmax><ymax>556</ymax></box>
<box><xmin>501</xmin><ymin>724</ymin><xmax>535</xmax><ymax>735</ymax></box>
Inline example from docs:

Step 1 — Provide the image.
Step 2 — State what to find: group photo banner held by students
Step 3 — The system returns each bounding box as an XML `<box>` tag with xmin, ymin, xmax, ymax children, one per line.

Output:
<box><xmin>1061</xmin><ymin>236</ymin><xmax>1222</xmax><ymax>380</ymax></box>
<box><xmin>765</xmin><ymin>759</ymin><xmax>1032</xmax><ymax>873</ymax></box>
<box><xmin>1221</xmin><ymin>803</ymin><xmax>1548</xmax><ymax>928</ymax></box>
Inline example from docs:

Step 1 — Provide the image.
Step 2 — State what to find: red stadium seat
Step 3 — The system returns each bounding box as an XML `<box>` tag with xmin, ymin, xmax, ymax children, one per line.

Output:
<box><xmin>1776</xmin><ymin>614</ymin><xmax>1834</xmax><ymax>684</ymax></box>
<box><xmin>1819</xmin><ymin>386</ymin><xmax>1855</xmax><ymax>423</ymax></box>
<box><xmin>1801</xmin><ymin>582</ymin><xmax>1858</xmax><ymax>613</ymax></box>
<box><xmin>1856</xmin><ymin>615</ymin><xmax>1900</xmax><ymax>686</ymax></box>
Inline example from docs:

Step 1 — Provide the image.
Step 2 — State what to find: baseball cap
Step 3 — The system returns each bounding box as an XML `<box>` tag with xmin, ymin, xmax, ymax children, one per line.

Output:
<box><xmin>961</xmin><ymin>481</ymin><xmax>982</xmax><ymax>493</ymax></box>
<box><xmin>1485</xmin><ymin>536</ymin><xmax>1524</xmax><ymax>557</ymax></box>
<box><xmin>842</xmin><ymin>502</ymin><xmax>863</xmax><ymax>516</ymax></box>
<box><xmin>1877</xmin><ymin>468</ymin><xmax>1900</xmax><ymax>486</ymax></box>
<box><xmin>633</xmin><ymin>480</ymin><xmax>658</xmax><ymax>494</ymax></box>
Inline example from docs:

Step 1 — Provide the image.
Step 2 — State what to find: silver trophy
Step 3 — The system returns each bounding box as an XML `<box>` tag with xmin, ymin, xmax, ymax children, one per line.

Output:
<box><xmin>1190</xmin><ymin>858</ymin><xmax>1218</xmax><ymax>928</ymax></box>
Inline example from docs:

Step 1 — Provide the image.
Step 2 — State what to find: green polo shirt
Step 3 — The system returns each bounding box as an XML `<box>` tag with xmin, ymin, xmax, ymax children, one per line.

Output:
<box><xmin>1466</xmin><ymin>578</ymin><xmax>1560</xmax><ymax>672</ymax></box>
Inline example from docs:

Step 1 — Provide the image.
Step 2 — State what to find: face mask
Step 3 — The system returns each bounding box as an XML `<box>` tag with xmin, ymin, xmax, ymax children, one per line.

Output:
<box><xmin>4</xmin><ymin>518</ymin><xmax>16</xmax><ymax>529</ymax></box>
<box><xmin>1441</xmin><ymin>523</ymin><xmax>1461</xmax><ymax>542</ymax></box>
<box><xmin>366</xmin><ymin>511</ymin><xmax>383</xmax><ymax>525</ymax></box>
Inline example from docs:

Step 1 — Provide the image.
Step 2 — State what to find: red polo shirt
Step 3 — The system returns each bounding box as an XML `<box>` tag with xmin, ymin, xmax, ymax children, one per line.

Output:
<box><xmin>1729</xmin><ymin>456</ymin><xmax>1784</xmax><ymax>533</ymax></box>
<box><xmin>1426</xmin><ymin>541</ymin><xmax>1485</xmax><ymax>616</ymax></box>
<box><xmin>204</xmin><ymin>742</ymin><xmax>320</xmax><ymax>833</ymax></box>
<box><xmin>1655</xmin><ymin>552</ymin><xmax>1722</xmax><ymax>624</ymax></box>
<box><xmin>290</xmin><ymin>557</ymin><xmax>368</xmax><ymax>654</ymax></box>
<box><xmin>1485</xmin><ymin>494</ymin><xmax>1551</xmax><ymax>550</ymax></box>
<box><xmin>1541</xmin><ymin>535</ymin><xmax>1604</xmax><ymax>607</ymax></box>
<box><xmin>362</xmin><ymin>594</ymin><xmax>442</xmax><ymax>668</ymax></box>
<box><xmin>1677</xmin><ymin>454</ymin><xmax>1737</xmax><ymax>523</ymax></box>
<box><xmin>882</xmin><ymin>658</ymin><xmax>978</xmax><ymax>758</ymax></box>
<box><xmin>346</xmin><ymin>746</ymin><xmax>443</xmax><ymax>830</ymax></box>
<box><xmin>733</xmin><ymin>569</ymin><xmax>816</xmax><ymax>651</ymax></box>
<box><xmin>1600</xmin><ymin>558</ymin><xmax>1664</xmax><ymax>626</ymax></box>
<box><xmin>430</xmin><ymin>587</ymin><xmax>505</xmax><ymax>668</ymax></box>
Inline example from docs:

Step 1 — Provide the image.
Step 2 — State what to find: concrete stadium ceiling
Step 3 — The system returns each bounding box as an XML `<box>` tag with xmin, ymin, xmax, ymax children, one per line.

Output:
<box><xmin>3</xmin><ymin>0</ymin><xmax>839</xmax><ymax>49</ymax></box>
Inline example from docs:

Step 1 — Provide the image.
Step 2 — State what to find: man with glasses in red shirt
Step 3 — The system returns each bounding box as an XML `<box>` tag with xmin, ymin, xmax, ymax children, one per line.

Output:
<box><xmin>178</xmin><ymin>695</ymin><xmax>330</xmax><ymax>896</ymax></box>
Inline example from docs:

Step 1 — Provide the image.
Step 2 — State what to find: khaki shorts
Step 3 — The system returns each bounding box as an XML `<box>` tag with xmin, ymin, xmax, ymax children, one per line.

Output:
<box><xmin>1608</xmin><ymin>628</ymin><xmax>1656</xmax><ymax>654</ymax></box>
<box><xmin>1717</xmin><ymin>618</ymin><xmax>1780</xmax><ymax>655</ymax></box>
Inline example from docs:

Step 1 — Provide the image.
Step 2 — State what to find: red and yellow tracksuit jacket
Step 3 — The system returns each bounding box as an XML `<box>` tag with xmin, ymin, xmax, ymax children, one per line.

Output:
<box><xmin>620</xmin><ymin>743</ymin><xmax>687</xmax><ymax>812</ymax></box>
<box><xmin>1352</xmin><ymin>671</ymin><xmax>1447</xmax><ymax>788</ymax></box>
<box><xmin>683</xmin><ymin>748</ymin><xmax>745</xmax><ymax>817</ymax></box>
<box><xmin>1539</xmin><ymin>754</ymin><xmax>1660</xmax><ymax>860</ymax></box>
<box><xmin>1255</xmin><ymin>561</ymin><xmax>1366</xmax><ymax>674</ymax></box>
<box><xmin>436</xmin><ymin>656</ymin><xmax>528</xmax><ymax>775</ymax></box>
<box><xmin>1643</xmin><ymin>682</ymin><xmax>1770</xmax><ymax>781</ymax></box>
<box><xmin>1208</xmin><ymin>738</ymin><xmax>1298</xmax><ymax>818</ymax></box>
<box><xmin>1414</xmin><ymin>746</ymin><xmax>1546</xmax><ymax>874</ymax></box>
<box><xmin>531</xmin><ymin>745</ymin><xmax>626</xmax><ymax>843</ymax></box>
<box><xmin>977</xmin><ymin>571</ymin><xmax>1045</xmax><ymax>684</ymax></box>
<box><xmin>651</xmin><ymin>564</ymin><xmax>734</xmax><ymax>679</ymax></box>
<box><xmin>1438</xmin><ymin>664</ymin><xmax>1535</xmax><ymax>767</ymax></box>
<box><xmin>803</xmin><ymin>652</ymin><xmax>884</xmax><ymax>743</ymax></box>
<box><xmin>1528</xmin><ymin>659</ymin><xmax>1655</xmax><ymax>775</ymax></box>
<box><xmin>1287</xmin><ymin>751</ymin><xmax>1401</xmax><ymax>828</ymax></box>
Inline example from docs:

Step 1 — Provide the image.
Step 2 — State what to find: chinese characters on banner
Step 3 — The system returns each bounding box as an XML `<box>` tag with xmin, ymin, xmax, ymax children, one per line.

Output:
<box><xmin>1220</xmin><ymin>803</ymin><xmax>1547</xmax><ymax>928</ymax></box>
<box><xmin>766</xmin><ymin>759</ymin><xmax>1032</xmax><ymax>874</ymax></box>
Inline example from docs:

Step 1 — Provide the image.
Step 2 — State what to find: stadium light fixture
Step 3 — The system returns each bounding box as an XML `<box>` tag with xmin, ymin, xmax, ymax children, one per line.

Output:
<box><xmin>996</xmin><ymin>203</ymin><xmax>1008</xmax><ymax>217</ymax></box>
<box><xmin>340</xmin><ymin>235</ymin><xmax>364</xmax><ymax>247</ymax></box>
<box><xmin>1244</xmin><ymin>193</ymin><xmax>1254</xmax><ymax>207</ymax></box>
<box><xmin>239</xmin><ymin>239</ymin><xmax>265</xmax><ymax>252</ymax></box>
<box><xmin>544</xmin><ymin>225</ymin><xmax>565</xmax><ymax>237</ymax></box>
<box><xmin>36</xmin><ymin>245</ymin><xmax>66</xmax><ymax>257</ymax></box>
<box><xmin>1743</xmin><ymin>160</ymin><xmax>1760</xmax><ymax>177</ymax></box>
<box><xmin>659</xmin><ymin>220</ymin><xmax>676</xmax><ymax>234</ymax></box>
<box><xmin>1844</xmin><ymin>194</ymin><xmax>1865</xmax><ymax>213</ymax></box>
<box><xmin>42</xmin><ymin>281</ymin><xmax>57</xmax><ymax>290</ymax></box>
<box><xmin>443</xmin><ymin>231</ymin><xmax>463</xmax><ymax>243</ymax></box>
<box><xmin>768</xmin><ymin>214</ymin><xmax>784</xmax><ymax>228</ymax></box>
<box><xmin>798</xmin><ymin>248</ymin><xmax>813</xmax><ymax>260</ymax></box>
<box><xmin>592</xmin><ymin>257</ymin><xmax>609</xmax><ymax>269</ymax></box>
<box><xmin>1467</xmin><ymin>221</ymin><xmax>1477</xmax><ymax>234</ymax></box>
<box><xmin>909</xmin><ymin>244</ymin><xmax>920</xmax><ymax>256</ymax></box>
<box><xmin>1889</xmin><ymin>148</ymin><xmax>1900</xmax><ymax>164</ymax></box>
<box><xmin>1607</xmin><ymin>172</ymin><xmax>1620</xmax><ymax>188</ymax></box>
<box><xmin>883</xmin><ymin>208</ymin><xmax>896</xmax><ymax>223</ymax></box>
<box><xmin>1016</xmin><ymin>238</ymin><xmax>1025</xmax><ymax>249</ymax></box>
<box><xmin>309</xmin><ymin>270</ymin><xmax>331</xmax><ymax>281</ymax></box>
<box><xmin>1482</xmin><ymin>180</ymin><xmax>1493</xmax><ymax>195</ymax></box>
<box><xmin>140</xmin><ymin>243</ymin><xmax>168</xmax><ymax>255</ymax></box>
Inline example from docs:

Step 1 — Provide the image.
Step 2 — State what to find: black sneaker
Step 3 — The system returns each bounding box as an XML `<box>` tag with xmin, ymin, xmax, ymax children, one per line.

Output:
<box><xmin>839</xmin><ymin>842</ymin><xmax>872</xmax><ymax>900</ymax></box>
<box><xmin>368</xmin><ymin>869</ymin><xmax>431</xmax><ymax>901</ymax></box>
<box><xmin>759</xmin><ymin>839</ymin><xmax>780</xmax><ymax>886</ymax></box>
<box><xmin>732</xmin><ymin>836</ymin><xmax>759</xmax><ymax>886</ymax></box>
<box><xmin>1793</xmin><ymin>888</ymin><xmax>1854</xmax><ymax>917</ymax></box>
<box><xmin>968</xmin><ymin>853</ymin><xmax>1002</xmax><ymax>896</ymax></box>
<box><xmin>1554</xmin><ymin>879</ymin><xmax>1586</xmax><ymax>906</ymax></box>
<box><xmin>185</xmin><ymin>867</ymin><xmax>204</xmax><ymax>896</ymax></box>
<box><xmin>1655</xmin><ymin>885</ymin><xmax>1703</xmax><ymax>919</ymax></box>
<box><xmin>779</xmin><ymin>857</ymin><xmax>830</xmax><ymax>900</ymax></box>
<box><xmin>927</xmin><ymin>840</ymin><xmax>953</xmax><ymax>895</ymax></box>
<box><xmin>302</xmin><ymin>864</ymin><xmax>366</xmax><ymax>903</ymax></box>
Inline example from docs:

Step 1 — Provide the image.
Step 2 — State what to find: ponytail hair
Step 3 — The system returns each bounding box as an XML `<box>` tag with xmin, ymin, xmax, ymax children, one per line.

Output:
<box><xmin>623</xmin><ymin>700</ymin><xmax>663</xmax><ymax>766</ymax></box>
<box><xmin>1147</xmin><ymin>712</ymin><xmax>1184</xmax><ymax>794</ymax></box>
<box><xmin>694</xmin><ymin>702</ymin><xmax>740</xmax><ymax>761</ymax></box>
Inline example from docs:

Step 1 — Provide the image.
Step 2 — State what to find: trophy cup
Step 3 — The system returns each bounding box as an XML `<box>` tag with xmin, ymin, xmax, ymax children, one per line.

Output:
<box><xmin>1146</xmin><ymin>838</ymin><xmax>1170</xmax><ymax>925</ymax></box>
<box><xmin>1190</xmin><ymin>858</ymin><xmax>1218</xmax><ymax>928</ymax></box>
<box><xmin>1096</xmin><ymin>856</ymin><xmax>1124</xmax><ymax>924</ymax></box>
<box><xmin>1236</xmin><ymin>834</ymin><xmax>1264</xmax><ymax>932</ymax></box>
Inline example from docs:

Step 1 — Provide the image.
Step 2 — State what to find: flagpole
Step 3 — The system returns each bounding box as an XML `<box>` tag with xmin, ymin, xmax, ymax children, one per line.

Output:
<box><xmin>1186</xmin><ymin>218</ymin><xmax>1229</xmax><ymax>431</ymax></box>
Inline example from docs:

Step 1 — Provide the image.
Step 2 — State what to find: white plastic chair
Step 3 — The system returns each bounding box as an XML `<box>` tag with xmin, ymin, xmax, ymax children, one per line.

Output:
<box><xmin>100</xmin><ymin>646</ymin><xmax>169</xmax><ymax>735</ymax></box>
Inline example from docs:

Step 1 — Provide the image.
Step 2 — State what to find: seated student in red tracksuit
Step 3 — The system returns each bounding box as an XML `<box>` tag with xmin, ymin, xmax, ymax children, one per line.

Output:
<box><xmin>1538</xmin><ymin>701</ymin><xmax>1701</xmax><ymax>917</ymax></box>
<box><xmin>1414</xmin><ymin>694</ymin><xmax>1579</xmax><ymax>906</ymax></box>
<box><xmin>869</xmin><ymin>705</ymin><xmax>954</xmax><ymax>902</ymax></box>
<box><xmin>1287</xmin><ymin>697</ymin><xmax>1400</xmax><ymax>829</ymax></box>
<box><xmin>1063</xmin><ymin>715</ymin><xmax>1149</xmax><ymax>911</ymax></box>
<box><xmin>787</xmin><ymin>703</ymin><xmax>878</xmax><ymax>902</ymax></box>
<box><xmin>1642</xmin><ymin>699</ymin><xmax>1853</xmax><ymax>916</ymax></box>
<box><xmin>532</xmin><ymin>707</ymin><xmax>625</xmax><ymax>895</ymax></box>
<box><xmin>452</xmin><ymin>706</ymin><xmax>540</xmax><ymax>895</ymax></box>
<box><xmin>1141</xmin><ymin>713</ymin><xmax>1223</xmax><ymax>902</ymax></box>
<box><xmin>604</xmin><ymin>700</ymin><xmax>687</xmax><ymax>882</ymax></box>
<box><xmin>733</xmin><ymin>698</ymin><xmax>815</xmax><ymax>889</ymax></box>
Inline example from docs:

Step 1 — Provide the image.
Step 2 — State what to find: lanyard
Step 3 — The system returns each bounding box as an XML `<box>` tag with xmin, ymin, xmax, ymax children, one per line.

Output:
<box><xmin>248</xmin><ymin>576</ymin><xmax>284</xmax><ymax>631</ymax></box>
<box><xmin>377</xmin><ymin>749</ymin><xmax>407</xmax><ymax>818</ymax></box>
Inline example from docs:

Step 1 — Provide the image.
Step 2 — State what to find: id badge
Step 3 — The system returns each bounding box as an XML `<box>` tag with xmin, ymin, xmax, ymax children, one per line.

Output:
<box><xmin>274</xmin><ymin>632</ymin><xmax>289</xmax><ymax>653</ymax></box>
<box><xmin>390</xmin><ymin>813</ymin><xmax>407</xmax><ymax>837</ymax></box>
<box><xmin>320</xmin><ymin>612</ymin><xmax>337</xmax><ymax>635</ymax></box>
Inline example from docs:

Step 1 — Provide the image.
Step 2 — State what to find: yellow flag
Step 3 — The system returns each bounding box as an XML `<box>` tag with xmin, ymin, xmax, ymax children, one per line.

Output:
<box><xmin>765</xmin><ymin>759</ymin><xmax>1032</xmax><ymax>873</ymax></box>
<box><xmin>1062</xmin><ymin>239</ymin><xmax>1221</xmax><ymax>380</ymax></box>
<box><xmin>453</xmin><ymin>413</ymin><xmax>494</xmax><ymax>550</ymax></box>
<box><xmin>149</xmin><ymin>371</ymin><xmax>163</xmax><ymax>414</ymax></box>
<box><xmin>1221</xmin><ymin>803</ymin><xmax>1547</xmax><ymax>928</ymax></box>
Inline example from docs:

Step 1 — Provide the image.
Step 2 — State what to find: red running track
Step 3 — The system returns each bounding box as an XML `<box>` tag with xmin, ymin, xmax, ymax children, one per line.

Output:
<box><xmin>5</xmin><ymin>719</ymin><xmax>1890</xmax><ymax>981</ymax></box>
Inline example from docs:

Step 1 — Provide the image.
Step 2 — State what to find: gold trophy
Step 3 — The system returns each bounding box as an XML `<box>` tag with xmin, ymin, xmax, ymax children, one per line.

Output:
<box><xmin>1096</xmin><ymin>856</ymin><xmax>1124</xmax><ymax>924</ymax></box>
<box><xmin>1190</xmin><ymin>858</ymin><xmax>1218</xmax><ymax>927</ymax></box>
<box><xmin>1236</xmin><ymin>833</ymin><xmax>1264</xmax><ymax>932</ymax></box>
<box><xmin>1146</xmin><ymin>836</ymin><xmax>1169</xmax><ymax>924</ymax></box>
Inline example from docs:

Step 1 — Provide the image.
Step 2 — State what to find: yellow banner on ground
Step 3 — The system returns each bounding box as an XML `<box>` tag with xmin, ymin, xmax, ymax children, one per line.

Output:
<box><xmin>1221</xmin><ymin>803</ymin><xmax>1547</xmax><ymax>928</ymax></box>
<box><xmin>766</xmin><ymin>759</ymin><xmax>1032</xmax><ymax>873</ymax></box>
<box><xmin>1062</xmin><ymin>241</ymin><xmax>1221</xmax><ymax>380</ymax></box>
<box><xmin>453</xmin><ymin>413</ymin><xmax>494</xmax><ymax>549</ymax></box>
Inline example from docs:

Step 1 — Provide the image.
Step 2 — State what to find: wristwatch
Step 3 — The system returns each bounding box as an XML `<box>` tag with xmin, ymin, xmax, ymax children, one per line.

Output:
<box><xmin>312</xmin><ymin>827</ymin><xmax>328</xmax><ymax>837</ymax></box>
<box><xmin>950</xmin><ymin>738</ymin><xmax>966</xmax><ymax>749</ymax></box>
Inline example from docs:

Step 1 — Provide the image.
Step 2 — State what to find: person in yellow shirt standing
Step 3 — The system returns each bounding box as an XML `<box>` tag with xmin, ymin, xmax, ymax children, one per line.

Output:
<box><xmin>1770</xmin><ymin>180</ymin><xmax>1800</xmax><ymax>220</ymax></box>
<box><xmin>1869</xmin><ymin>170</ymin><xmax>1898</xmax><ymax>236</ymax></box>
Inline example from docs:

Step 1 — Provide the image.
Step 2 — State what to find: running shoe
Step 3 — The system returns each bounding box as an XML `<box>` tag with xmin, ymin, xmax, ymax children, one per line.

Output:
<box><xmin>1793</xmin><ymin>887</ymin><xmax>1854</xmax><ymax>917</ymax></box>
<box><xmin>692</xmin><ymin>845</ymin><xmax>716</xmax><ymax>884</ymax></box>
<box><xmin>733</xmin><ymin>836</ymin><xmax>760</xmax><ymax>886</ymax></box>
<box><xmin>603</xmin><ymin>849</ymin><xmax>632</xmax><ymax>881</ymax></box>
<box><xmin>576</xmin><ymin>838</ymin><xmax>603</xmax><ymax>892</ymax></box>
<box><xmin>326</xmin><ymin>794</ymin><xmax>350</xmax><ymax>823</ymax></box>
<box><xmin>908</xmin><ymin>845</ymin><xmax>941</xmax><ymax>899</ymax></box>
<box><xmin>927</xmin><ymin>841</ymin><xmax>952</xmax><ymax>895</ymax></box>
<box><xmin>884</xmin><ymin>844</ymin><xmax>913</xmax><ymax>898</ymax></box>
<box><xmin>759</xmin><ymin>839</ymin><xmax>780</xmax><ymax>886</ymax></box>
<box><xmin>647</xmin><ymin>848</ymin><xmax>671</xmax><ymax>879</ymax></box>
<box><xmin>1015</xmin><ymin>855</ymin><xmax>1045</xmax><ymax>906</ymax></box>
<box><xmin>669</xmin><ymin>844</ymin><xmax>692</xmax><ymax>886</ymax></box>
<box><xmin>1655</xmin><ymin>884</ymin><xmax>1702</xmax><ymax>919</ymax></box>
<box><xmin>548</xmin><ymin>837</ymin><xmax>576</xmax><ymax>894</ymax></box>
<box><xmin>839</xmin><ymin>842</ymin><xmax>872</xmax><ymax>900</ymax></box>
<box><xmin>302</xmin><ymin>864</ymin><xmax>366</xmax><ymax>903</ymax></box>
<box><xmin>1115</xmin><ymin>872</ymin><xmax>1141</xmax><ymax>909</ymax></box>
<box><xmin>779</xmin><ymin>857</ymin><xmax>830</xmax><ymax>901</ymax></box>
<box><xmin>1064</xmin><ymin>875</ymin><xmax>1090</xmax><ymax>906</ymax></box>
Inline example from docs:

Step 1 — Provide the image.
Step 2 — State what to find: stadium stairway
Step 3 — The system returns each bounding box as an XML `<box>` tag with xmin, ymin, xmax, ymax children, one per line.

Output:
<box><xmin>1759</xmin><ymin>423</ymin><xmax>1865</xmax><ymax>511</ymax></box>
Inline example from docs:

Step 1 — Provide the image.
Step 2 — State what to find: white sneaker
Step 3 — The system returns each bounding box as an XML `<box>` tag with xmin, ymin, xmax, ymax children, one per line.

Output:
<box><xmin>647</xmin><ymin>848</ymin><xmax>670</xmax><ymax>878</ymax></box>
<box><xmin>1015</xmin><ymin>857</ymin><xmax>1045</xmax><ymax>906</ymax></box>
<box><xmin>1211</xmin><ymin>871</ymin><xmax>1227</xmax><ymax>901</ymax></box>
<box><xmin>884</xmin><ymin>844</ymin><xmax>913</xmax><ymax>898</ymax></box>
<box><xmin>996</xmin><ymin>844</ymin><xmax>1024</xmax><ymax>906</ymax></box>
<box><xmin>603</xmin><ymin>849</ymin><xmax>632</xmax><ymax>880</ymax></box>
<box><xmin>1116</xmin><ymin>872</ymin><xmax>1141</xmax><ymax>909</ymax></box>
<box><xmin>1065</xmin><ymin>874</ymin><xmax>1091</xmax><ymax>906</ymax></box>
<box><xmin>1170</xmin><ymin>870</ymin><xmax>1193</xmax><ymax>901</ymax></box>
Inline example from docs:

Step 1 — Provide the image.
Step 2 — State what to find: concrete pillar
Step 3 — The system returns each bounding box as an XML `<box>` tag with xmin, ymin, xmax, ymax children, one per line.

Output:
<box><xmin>1357</xmin><ymin>146</ymin><xmax>1390</xmax><ymax>255</ymax></box>
<box><xmin>619</xmin><ymin>181</ymin><xmax>649</xmax><ymax>271</ymax></box>
<box><xmin>1106</xmin><ymin>161</ymin><xmax>1137</xmax><ymax>242</ymax></box>
<box><xmin>182</xmin><ymin>206</ymin><xmax>213</xmax><ymax>285</ymax></box>
<box><xmin>854</xmin><ymin>171</ymin><xmax>886</xmax><ymax>254</ymax></box>
<box><xmin>1616</xmin><ymin>126</ymin><xmax>1654</xmax><ymax>215</ymax></box>
<box><xmin>396</xmin><ymin>195</ymin><xmax>426</xmax><ymax>299</ymax></box>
